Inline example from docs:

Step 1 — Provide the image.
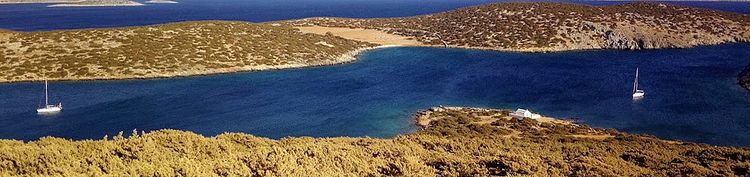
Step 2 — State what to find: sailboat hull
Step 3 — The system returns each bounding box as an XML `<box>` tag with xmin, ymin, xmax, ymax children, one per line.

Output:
<box><xmin>632</xmin><ymin>91</ymin><xmax>645</xmax><ymax>99</ymax></box>
<box><xmin>36</xmin><ymin>106</ymin><xmax>62</xmax><ymax>113</ymax></box>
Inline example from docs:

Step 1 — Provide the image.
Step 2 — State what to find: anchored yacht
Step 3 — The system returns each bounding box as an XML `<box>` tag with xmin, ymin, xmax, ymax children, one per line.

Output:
<box><xmin>36</xmin><ymin>80</ymin><xmax>62</xmax><ymax>114</ymax></box>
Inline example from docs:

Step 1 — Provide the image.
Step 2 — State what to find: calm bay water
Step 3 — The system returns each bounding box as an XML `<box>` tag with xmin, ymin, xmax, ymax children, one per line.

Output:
<box><xmin>1</xmin><ymin>45</ymin><xmax>749</xmax><ymax>146</ymax></box>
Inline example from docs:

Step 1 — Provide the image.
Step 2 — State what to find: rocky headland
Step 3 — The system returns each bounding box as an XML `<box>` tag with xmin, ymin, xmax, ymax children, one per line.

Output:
<box><xmin>0</xmin><ymin>107</ymin><xmax>748</xmax><ymax>176</ymax></box>
<box><xmin>287</xmin><ymin>2</ymin><xmax>750</xmax><ymax>52</ymax></box>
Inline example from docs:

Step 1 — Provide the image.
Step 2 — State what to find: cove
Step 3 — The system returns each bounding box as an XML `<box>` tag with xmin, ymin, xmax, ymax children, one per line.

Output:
<box><xmin>1</xmin><ymin>44</ymin><xmax>750</xmax><ymax>146</ymax></box>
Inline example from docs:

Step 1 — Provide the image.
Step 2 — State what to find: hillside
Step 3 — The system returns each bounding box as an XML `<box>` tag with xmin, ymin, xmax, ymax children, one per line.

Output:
<box><xmin>0</xmin><ymin>107</ymin><xmax>748</xmax><ymax>176</ymax></box>
<box><xmin>287</xmin><ymin>2</ymin><xmax>750</xmax><ymax>52</ymax></box>
<box><xmin>0</xmin><ymin>21</ymin><xmax>375</xmax><ymax>82</ymax></box>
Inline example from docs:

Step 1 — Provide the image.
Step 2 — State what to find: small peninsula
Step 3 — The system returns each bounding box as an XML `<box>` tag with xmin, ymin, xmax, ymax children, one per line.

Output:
<box><xmin>0</xmin><ymin>21</ymin><xmax>375</xmax><ymax>83</ymax></box>
<box><xmin>1</xmin><ymin>107</ymin><xmax>748</xmax><ymax>176</ymax></box>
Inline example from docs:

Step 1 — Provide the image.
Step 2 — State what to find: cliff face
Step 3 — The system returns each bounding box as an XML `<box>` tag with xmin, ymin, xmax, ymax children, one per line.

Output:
<box><xmin>0</xmin><ymin>107</ymin><xmax>748</xmax><ymax>176</ymax></box>
<box><xmin>740</xmin><ymin>65</ymin><xmax>750</xmax><ymax>91</ymax></box>
<box><xmin>288</xmin><ymin>2</ymin><xmax>750</xmax><ymax>52</ymax></box>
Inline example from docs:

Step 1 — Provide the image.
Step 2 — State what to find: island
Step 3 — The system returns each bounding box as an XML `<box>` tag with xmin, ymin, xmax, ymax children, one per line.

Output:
<box><xmin>0</xmin><ymin>107</ymin><xmax>748</xmax><ymax>176</ymax></box>
<box><xmin>1</xmin><ymin>2</ymin><xmax>749</xmax><ymax>84</ymax></box>
<box><xmin>0</xmin><ymin>0</ymin><xmax>143</xmax><ymax>7</ymax></box>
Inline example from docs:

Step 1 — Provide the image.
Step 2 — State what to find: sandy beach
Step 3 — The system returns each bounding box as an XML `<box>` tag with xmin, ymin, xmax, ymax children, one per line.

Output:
<box><xmin>296</xmin><ymin>26</ymin><xmax>425</xmax><ymax>46</ymax></box>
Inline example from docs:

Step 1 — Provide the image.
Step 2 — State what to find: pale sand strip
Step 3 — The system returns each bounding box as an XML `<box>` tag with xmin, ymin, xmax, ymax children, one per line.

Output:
<box><xmin>296</xmin><ymin>26</ymin><xmax>425</xmax><ymax>46</ymax></box>
<box><xmin>294</xmin><ymin>26</ymin><xmax>573</xmax><ymax>53</ymax></box>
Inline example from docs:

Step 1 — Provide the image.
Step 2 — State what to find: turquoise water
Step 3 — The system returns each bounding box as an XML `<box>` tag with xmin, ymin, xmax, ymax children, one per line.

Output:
<box><xmin>1</xmin><ymin>45</ymin><xmax>749</xmax><ymax>146</ymax></box>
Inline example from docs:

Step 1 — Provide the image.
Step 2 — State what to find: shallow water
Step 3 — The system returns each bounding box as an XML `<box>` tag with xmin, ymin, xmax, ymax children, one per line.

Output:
<box><xmin>1</xmin><ymin>44</ymin><xmax>749</xmax><ymax>146</ymax></box>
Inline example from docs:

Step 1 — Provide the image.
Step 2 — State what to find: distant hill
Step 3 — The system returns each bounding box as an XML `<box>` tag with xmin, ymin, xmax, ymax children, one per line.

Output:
<box><xmin>289</xmin><ymin>2</ymin><xmax>750</xmax><ymax>52</ymax></box>
<box><xmin>0</xmin><ymin>107</ymin><xmax>748</xmax><ymax>176</ymax></box>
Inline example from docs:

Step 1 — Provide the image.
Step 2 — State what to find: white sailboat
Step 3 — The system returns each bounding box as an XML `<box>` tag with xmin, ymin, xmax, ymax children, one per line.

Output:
<box><xmin>36</xmin><ymin>80</ymin><xmax>62</xmax><ymax>114</ymax></box>
<box><xmin>632</xmin><ymin>68</ymin><xmax>645</xmax><ymax>99</ymax></box>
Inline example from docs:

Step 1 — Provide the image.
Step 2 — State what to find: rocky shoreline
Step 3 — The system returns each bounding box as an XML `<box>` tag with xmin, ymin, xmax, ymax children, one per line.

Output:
<box><xmin>1</xmin><ymin>107</ymin><xmax>748</xmax><ymax>176</ymax></box>
<box><xmin>0</xmin><ymin>45</ymin><xmax>386</xmax><ymax>84</ymax></box>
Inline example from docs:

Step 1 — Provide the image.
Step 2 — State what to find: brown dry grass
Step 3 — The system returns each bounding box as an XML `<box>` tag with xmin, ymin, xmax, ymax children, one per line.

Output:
<box><xmin>0</xmin><ymin>107</ymin><xmax>748</xmax><ymax>176</ymax></box>
<box><xmin>287</xmin><ymin>2</ymin><xmax>750</xmax><ymax>52</ymax></box>
<box><xmin>0</xmin><ymin>21</ymin><xmax>376</xmax><ymax>83</ymax></box>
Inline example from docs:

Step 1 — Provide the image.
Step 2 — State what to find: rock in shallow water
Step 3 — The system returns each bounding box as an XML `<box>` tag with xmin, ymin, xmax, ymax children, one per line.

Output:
<box><xmin>740</xmin><ymin>64</ymin><xmax>750</xmax><ymax>91</ymax></box>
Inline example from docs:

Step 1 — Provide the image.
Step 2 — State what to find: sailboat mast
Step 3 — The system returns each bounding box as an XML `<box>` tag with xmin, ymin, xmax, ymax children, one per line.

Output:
<box><xmin>44</xmin><ymin>80</ymin><xmax>49</xmax><ymax>105</ymax></box>
<box><xmin>633</xmin><ymin>68</ymin><xmax>639</xmax><ymax>93</ymax></box>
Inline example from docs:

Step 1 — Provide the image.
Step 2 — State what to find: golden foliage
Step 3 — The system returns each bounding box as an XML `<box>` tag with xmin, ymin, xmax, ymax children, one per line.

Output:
<box><xmin>0</xmin><ymin>108</ymin><xmax>748</xmax><ymax>176</ymax></box>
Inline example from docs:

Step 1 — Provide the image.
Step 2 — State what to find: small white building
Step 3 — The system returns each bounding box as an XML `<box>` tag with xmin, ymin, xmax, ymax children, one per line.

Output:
<box><xmin>509</xmin><ymin>109</ymin><xmax>541</xmax><ymax>119</ymax></box>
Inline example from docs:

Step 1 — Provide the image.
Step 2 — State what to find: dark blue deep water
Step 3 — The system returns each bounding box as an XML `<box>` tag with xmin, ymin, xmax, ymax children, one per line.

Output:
<box><xmin>1</xmin><ymin>0</ymin><xmax>749</xmax><ymax>31</ymax></box>
<box><xmin>1</xmin><ymin>45</ymin><xmax>750</xmax><ymax>146</ymax></box>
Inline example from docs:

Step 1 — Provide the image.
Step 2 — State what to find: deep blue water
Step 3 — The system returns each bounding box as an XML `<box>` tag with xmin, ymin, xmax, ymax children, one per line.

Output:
<box><xmin>0</xmin><ymin>0</ymin><xmax>748</xmax><ymax>31</ymax></box>
<box><xmin>1</xmin><ymin>44</ymin><xmax>749</xmax><ymax>146</ymax></box>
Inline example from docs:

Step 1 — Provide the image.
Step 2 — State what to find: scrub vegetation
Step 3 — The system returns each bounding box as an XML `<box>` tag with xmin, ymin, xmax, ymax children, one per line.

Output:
<box><xmin>288</xmin><ymin>2</ymin><xmax>750</xmax><ymax>52</ymax></box>
<box><xmin>1</xmin><ymin>107</ymin><xmax>748</xmax><ymax>176</ymax></box>
<box><xmin>0</xmin><ymin>21</ymin><xmax>375</xmax><ymax>82</ymax></box>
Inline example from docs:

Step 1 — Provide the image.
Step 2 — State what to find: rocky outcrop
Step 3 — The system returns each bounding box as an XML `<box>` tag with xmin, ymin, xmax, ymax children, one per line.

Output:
<box><xmin>287</xmin><ymin>2</ymin><xmax>750</xmax><ymax>52</ymax></box>
<box><xmin>740</xmin><ymin>64</ymin><xmax>750</xmax><ymax>91</ymax></box>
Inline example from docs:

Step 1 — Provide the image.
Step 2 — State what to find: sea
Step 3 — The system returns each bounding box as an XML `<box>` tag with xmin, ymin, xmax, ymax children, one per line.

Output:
<box><xmin>0</xmin><ymin>0</ymin><xmax>749</xmax><ymax>147</ymax></box>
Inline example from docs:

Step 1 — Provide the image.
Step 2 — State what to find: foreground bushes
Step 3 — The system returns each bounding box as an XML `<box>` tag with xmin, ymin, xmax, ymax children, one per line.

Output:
<box><xmin>0</xmin><ymin>108</ymin><xmax>749</xmax><ymax>176</ymax></box>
